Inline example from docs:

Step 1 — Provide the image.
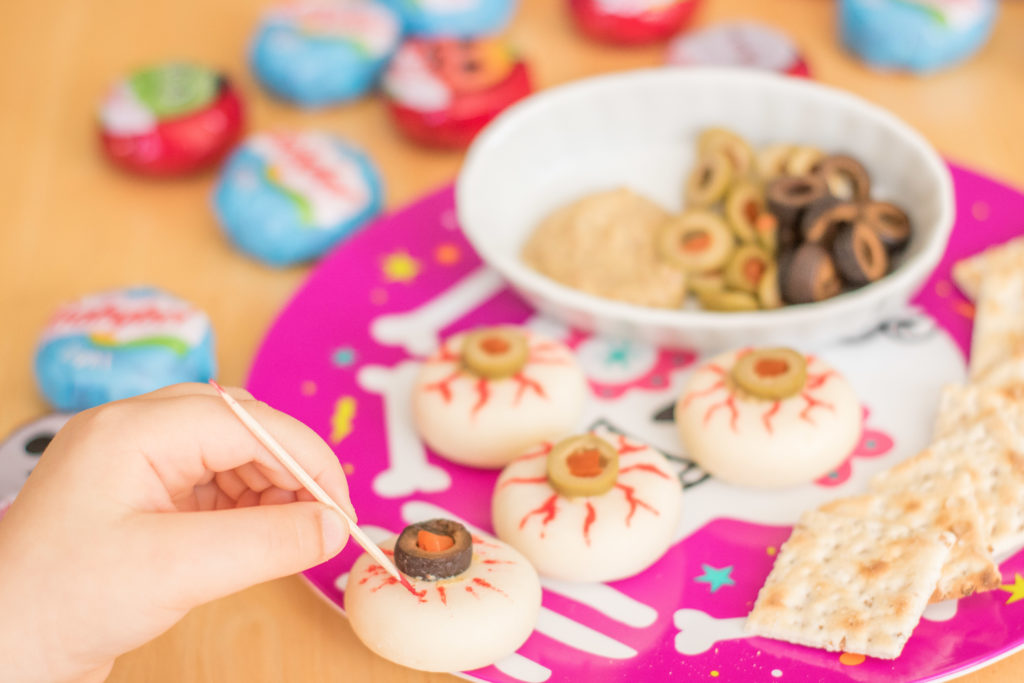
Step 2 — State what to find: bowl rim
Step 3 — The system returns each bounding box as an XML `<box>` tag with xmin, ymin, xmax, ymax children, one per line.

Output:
<box><xmin>456</xmin><ymin>67</ymin><xmax>955</xmax><ymax>332</ymax></box>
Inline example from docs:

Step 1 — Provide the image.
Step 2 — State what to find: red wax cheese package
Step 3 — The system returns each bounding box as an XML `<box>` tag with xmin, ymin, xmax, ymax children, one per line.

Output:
<box><xmin>98</xmin><ymin>62</ymin><xmax>244</xmax><ymax>176</ymax></box>
<box><xmin>570</xmin><ymin>0</ymin><xmax>700</xmax><ymax>45</ymax></box>
<box><xmin>666</xmin><ymin>22</ymin><xmax>811</xmax><ymax>77</ymax></box>
<box><xmin>382</xmin><ymin>38</ymin><xmax>532</xmax><ymax>148</ymax></box>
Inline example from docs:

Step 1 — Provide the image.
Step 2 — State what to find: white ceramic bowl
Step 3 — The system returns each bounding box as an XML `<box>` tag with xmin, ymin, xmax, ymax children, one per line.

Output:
<box><xmin>456</xmin><ymin>68</ymin><xmax>955</xmax><ymax>351</ymax></box>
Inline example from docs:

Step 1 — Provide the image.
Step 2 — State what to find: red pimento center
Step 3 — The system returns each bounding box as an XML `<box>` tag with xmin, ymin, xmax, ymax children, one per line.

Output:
<box><xmin>755</xmin><ymin>213</ymin><xmax>777</xmax><ymax>235</ymax></box>
<box><xmin>417</xmin><ymin>529</ymin><xmax>455</xmax><ymax>553</ymax></box>
<box><xmin>480</xmin><ymin>336</ymin><xmax>509</xmax><ymax>354</ymax></box>
<box><xmin>566</xmin><ymin>448</ymin><xmax>605</xmax><ymax>478</ymax></box>
<box><xmin>744</xmin><ymin>199</ymin><xmax>759</xmax><ymax>223</ymax></box>
<box><xmin>755</xmin><ymin>358</ymin><xmax>789</xmax><ymax>377</ymax></box>
<box><xmin>743</xmin><ymin>258</ymin><xmax>765</xmax><ymax>285</ymax></box>
<box><xmin>682</xmin><ymin>231</ymin><xmax>710</xmax><ymax>253</ymax></box>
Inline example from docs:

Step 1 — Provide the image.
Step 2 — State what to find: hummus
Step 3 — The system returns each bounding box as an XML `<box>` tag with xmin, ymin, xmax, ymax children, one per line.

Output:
<box><xmin>522</xmin><ymin>188</ymin><xmax>686</xmax><ymax>308</ymax></box>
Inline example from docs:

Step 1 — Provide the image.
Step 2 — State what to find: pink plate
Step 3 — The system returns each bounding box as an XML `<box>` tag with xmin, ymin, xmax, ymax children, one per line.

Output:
<box><xmin>248</xmin><ymin>164</ymin><xmax>1024</xmax><ymax>682</ymax></box>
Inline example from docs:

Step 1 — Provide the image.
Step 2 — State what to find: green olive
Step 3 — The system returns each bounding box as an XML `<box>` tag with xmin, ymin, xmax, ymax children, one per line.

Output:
<box><xmin>731</xmin><ymin>348</ymin><xmax>808</xmax><ymax>400</ymax></box>
<box><xmin>658</xmin><ymin>211</ymin><xmax>735</xmax><ymax>273</ymax></box>
<box><xmin>698</xmin><ymin>289</ymin><xmax>759</xmax><ymax>312</ymax></box>
<box><xmin>546</xmin><ymin>434</ymin><xmax>620</xmax><ymax>498</ymax></box>
<box><xmin>755</xmin><ymin>212</ymin><xmax>779</xmax><ymax>255</ymax></box>
<box><xmin>685</xmin><ymin>151</ymin><xmax>734</xmax><ymax>207</ymax></box>
<box><xmin>784</xmin><ymin>146</ymin><xmax>825</xmax><ymax>177</ymax></box>
<box><xmin>724</xmin><ymin>244</ymin><xmax>771</xmax><ymax>294</ymax></box>
<box><xmin>461</xmin><ymin>327</ymin><xmax>529</xmax><ymax>379</ymax></box>
<box><xmin>724</xmin><ymin>181</ymin><xmax>764</xmax><ymax>243</ymax></box>
<box><xmin>699</xmin><ymin>128</ymin><xmax>755</xmax><ymax>177</ymax></box>
<box><xmin>757</xmin><ymin>263</ymin><xmax>782</xmax><ymax>309</ymax></box>
<box><xmin>756</xmin><ymin>144</ymin><xmax>794</xmax><ymax>180</ymax></box>
<box><xmin>688</xmin><ymin>270</ymin><xmax>725</xmax><ymax>296</ymax></box>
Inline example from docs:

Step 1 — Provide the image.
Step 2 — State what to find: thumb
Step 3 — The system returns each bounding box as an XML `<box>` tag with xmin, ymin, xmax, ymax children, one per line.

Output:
<box><xmin>139</xmin><ymin>502</ymin><xmax>349</xmax><ymax>609</ymax></box>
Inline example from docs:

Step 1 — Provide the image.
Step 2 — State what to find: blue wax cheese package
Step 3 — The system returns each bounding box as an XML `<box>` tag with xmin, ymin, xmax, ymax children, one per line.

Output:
<box><xmin>840</xmin><ymin>0</ymin><xmax>997</xmax><ymax>73</ymax></box>
<box><xmin>251</xmin><ymin>1</ymin><xmax>402</xmax><ymax>106</ymax></box>
<box><xmin>379</xmin><ymin>0</ymin><xmax>517</xmax><ymax>37</ymax></box>
<box><xmin>213</xmin><ymin>131</ymin><xmax>384</xmax><ymax>266</ymax></box>
<box><xmin>34</xmin><ymin>288</ymin><xmax>216</xmax><ymax>412</ymax></box>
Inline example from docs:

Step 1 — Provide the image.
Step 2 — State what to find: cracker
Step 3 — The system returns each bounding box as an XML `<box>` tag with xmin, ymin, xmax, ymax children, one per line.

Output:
<box><xmin>935</xmin><ymin>384</ymin><xmax>1024</xmax><ymax>445</ymax></box>
<box><xmin>952</xmin><ymin>236</ymin><xmax>1024</xmax><ymax>301</ymax></box>
<box><xmin>970</xmin><ymin>266</ymin><xmax>1024</xmax><ymax>381</ymax></box>
<box><xmin>872</xmin><ymin>417</ymin><xmax>1024</xmax><ymax>555</ymax></box>
<box><xmin>974</xmin><ymin>355</ymin><xmax>1024</xmax><ymax>400</ymax></box>
<box><xmin>820</xmin><ymin>471</ymin><xmax>999</xmax><ymax>602</ymax></box>
<box><xmin>746</xmin><ymin>511</ymin><xmax>953</xmax><ymax>659</ymax></box>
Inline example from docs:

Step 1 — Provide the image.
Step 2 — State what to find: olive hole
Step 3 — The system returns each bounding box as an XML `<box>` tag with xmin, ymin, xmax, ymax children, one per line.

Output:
<box><xmin>25</xmin><ymin>435</ymin><xmax>54</xmax><ymax>456</ymax></box>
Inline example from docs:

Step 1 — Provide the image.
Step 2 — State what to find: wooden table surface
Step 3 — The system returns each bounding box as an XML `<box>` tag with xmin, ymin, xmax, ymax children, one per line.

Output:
<box><xmin>3</xmin><ymin>0</ymin><xmax>1023</xmax><ymax>680</ymax></box>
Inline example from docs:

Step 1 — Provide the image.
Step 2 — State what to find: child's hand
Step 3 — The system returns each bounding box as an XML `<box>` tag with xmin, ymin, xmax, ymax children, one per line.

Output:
<box><xmin>0</xmin><ymin>383</ymin><xmax>355</xmax><ymax>683</ymax></box>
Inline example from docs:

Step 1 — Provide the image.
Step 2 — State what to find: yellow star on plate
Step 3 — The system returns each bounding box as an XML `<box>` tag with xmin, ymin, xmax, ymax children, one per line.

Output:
<box><xmin>1000</xmin><ymin>573</ymin><xmax>1024</xmax><ymax>604</ymax></box>
<box><xmin>381</xmin><ymin>251</ymin><xmax>420</xmax><ymax>283</ymax></box>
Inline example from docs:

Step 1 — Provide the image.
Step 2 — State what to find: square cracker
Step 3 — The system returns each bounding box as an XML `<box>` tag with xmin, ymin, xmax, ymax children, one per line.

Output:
<box><xmin>970</xmin><ymin>266</ymin><xmax>1024</xmax><ymax>381</ymax></box>
<box><xmin>872</xmin><ymin>417</ymin><xmax>1024</xmax><ymax>556</ymax></box>
<box><xmin>746</xmin><ymin>511</ymin><xmax>953</xmax><ymax>659</ymax></box>
<box><xmin>953</xmin><ymin>236</ymin><xmax>1024</xmax><ymax>301</ymax></box>
<box><xmin>820</xmin><ymin>472</ymin><xmax>999</xmax><ymax>602</ymax></box>
<box><xmin>934</xmin><ymin>384</ymin><xmax>1024</xmax><ymax>444</ymax></box>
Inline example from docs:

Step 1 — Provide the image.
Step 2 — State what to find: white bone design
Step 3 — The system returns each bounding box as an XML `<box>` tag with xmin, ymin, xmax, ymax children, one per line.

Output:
<box><xmin>333</xmin><ymin>523</ymin><xmax>551</xmax><ymax>682</ymax></box>
<box><xmin>357</xmin><ymin>362</ymin><xmax>451</xmax><ymax>498</ymax></box>
<box><xmin>402</xmin><ymin>500</ymin><xmax>641</xmax><ymax>659</ymax></box>
<box><xmin>370</xmin><ymin>266</ymin><xmax>505</xmax><ymax>357</ymax></box>
<box><xmin>672</xmin><ymin>609</ymin><xmax>750</xmax><ymax>655</ymax></box>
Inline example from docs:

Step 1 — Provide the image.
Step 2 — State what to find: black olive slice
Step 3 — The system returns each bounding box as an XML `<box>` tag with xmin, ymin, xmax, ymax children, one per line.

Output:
<box><xmin>781</xmin><ymin>243</ymin><xmax>842</xmax><ymax>304</ymax></box>
<box><xmin>815</xmin><ymin>155</ymin><xmax>871</xmax><ymax>202</ymax></box>
<box><xmin>766</xmin><ymin>174</ymin><xmax>827</xmax><ymax>240</ymax></box>
<box><xmin>833</xmin><ymin>222</ymin><xmax>889</xmax><ymax>286</ymax></box>
<box><xmin>801</xmin><ymin>201</ymin><xmax>860</xmax><ymax>248</ymax></box>
<box><xmin>394</xmin><ymin>519</ymin><xmax>473</xmax><ymax>580</ymax></box>
<box><xmin>862</xmin><ymin>201</ymin><xmax>911</xmax><ymax>252</ymax></box>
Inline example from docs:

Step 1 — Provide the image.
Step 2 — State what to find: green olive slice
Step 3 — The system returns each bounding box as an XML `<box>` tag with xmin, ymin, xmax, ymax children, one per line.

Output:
<box><xmin>699</xmin><ymin>128</ymin><xmax>756</xmax><ymax>177</ymax></box>
<box><xmin>688</xmin><ymin>269</ymin><xmax>725</xmax><ymax>296</ymax></box>
<box><xmin>755</xmin><ymin>212</ymin><xmax>779</xmax><ymax>255</ymax></box>
<box><xmin>546</xmin><ymin>434</ymin><xmax>620</xmax><ymax>498</ymax></box>
<box><xmin>724</xmin><ymin>243</ymin><xmax>772</xmax><ymax>294</ymax></box>
<box><xmin>685</xmin><ymin>151</ymin><xmax>733</xmax><ymax>207</ymax></box>
<box><xmin>658</xmin><ymin>211</ymin><xmax>735</xmax><ymax>272</ymax></box>
<box><xmin>756</xmin><ymin>144</ymin><xmax>795</xmax><ymax>181</ymax></box>
<box><xmin>461</xmin><ymin>327</ymin><xmax>529</xmax><ymax>379</ymax></box>
<box><xmin>757</xmin><ymin>262</ymin><xmax>782</xmax><ymax>309</ymax></box>
<box><xmin>394</xmin><ymin>519</ymin><xmax>473</xmax><ymax>580</ymax></box>
<box><xmin>724</xmin><ymin>181</ymin><xmax>765</xmax><ymax>243</ymax></box>
<box><xmin>731</xmin><ymin>348</ymin><xmax>808</xmax><ymax>400</ymax></box>
<box><xmin>784</xmin><ymin>145</ymin><xmax>825</xmax><ymax>177</ymax></box>
<box><xmin>698</xmin><ymin>289</ymin><xmax>759</xmax><ymax>312</ymax></box>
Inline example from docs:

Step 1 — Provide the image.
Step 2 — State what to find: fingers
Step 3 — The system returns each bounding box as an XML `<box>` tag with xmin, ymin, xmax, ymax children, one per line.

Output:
<box><xmin>139</xmin><ymin>502</ymin><xmax>349</xmax><ymax>609</ymax></box>
<box><xmin>91</xmin><ymin>394</ymin><xmax>354</xmax><ymax>522</ymax></box>
<box><xmin>139</xmin><ymin>382</ymin><xmax>255</xmax><ymax>402</ymax></box>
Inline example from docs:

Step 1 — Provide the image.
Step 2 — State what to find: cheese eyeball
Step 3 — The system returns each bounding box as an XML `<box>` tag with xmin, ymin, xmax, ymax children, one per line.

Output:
<box><xmin>412</xmin><ymin>327</ymin><xmax>587</xmax><ymax>469</ymax></box>
<box><xmin>675</xmin><ymin>348</ymin><xmax>862</xmax><ymax>488</ymax></box>
<box><xmin>344</xmin><ymin>534</ymin><xmax>541</xmax><ymax>673</ymax></box>
<box><xmin>492</xmin><ymin>429</ymin><xmax>683</xmax><ymax>582</ymax></box>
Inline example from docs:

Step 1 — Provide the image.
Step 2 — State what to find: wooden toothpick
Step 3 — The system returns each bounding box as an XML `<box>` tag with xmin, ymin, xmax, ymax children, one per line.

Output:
<box><xmin>209</xmin><ymin>380</ymin><xmax>416</xmax><ymax>594</ymax></box>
